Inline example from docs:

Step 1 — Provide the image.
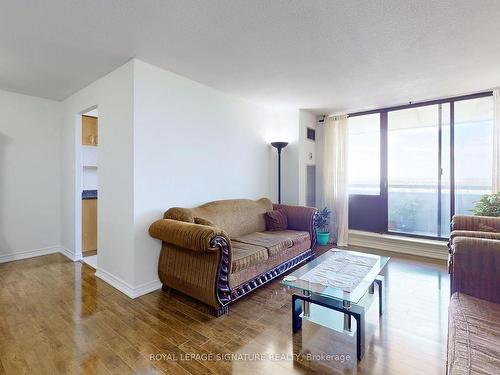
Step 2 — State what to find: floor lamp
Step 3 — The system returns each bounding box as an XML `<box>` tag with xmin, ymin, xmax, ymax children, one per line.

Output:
<box><xmin>271</xmin><ymin>141</ymin><xmax>288</xmax><ymax>204</ymax></box>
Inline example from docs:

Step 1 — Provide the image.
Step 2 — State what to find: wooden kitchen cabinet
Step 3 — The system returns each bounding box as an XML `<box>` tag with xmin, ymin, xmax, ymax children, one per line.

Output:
<box><xmin>82</xmin><ymin>115</ymin><xmax>98</xmax><ymax>146</ymax></box>
<box><xmin>82</xmin><ymin>199</ymin><xmax>97</xmax><ymax>252</ymax></box>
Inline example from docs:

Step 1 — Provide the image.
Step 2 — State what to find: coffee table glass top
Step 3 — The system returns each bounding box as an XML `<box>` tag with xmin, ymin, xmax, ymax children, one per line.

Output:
<box><xmin>281</xmin><ymin>249</ymin><xmax>389</xmax><ymax>304</ymax></box>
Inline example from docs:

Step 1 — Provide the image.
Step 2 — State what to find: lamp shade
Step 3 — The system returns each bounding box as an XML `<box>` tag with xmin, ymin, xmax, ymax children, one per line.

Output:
<box><xmin>271</xmin><ymin>141</ymin><xmax>288</xmax><ymax>150</ymax></box>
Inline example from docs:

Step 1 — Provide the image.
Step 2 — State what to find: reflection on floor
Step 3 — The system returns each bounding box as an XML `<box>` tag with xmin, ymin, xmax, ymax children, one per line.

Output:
<box><xmin>0</xmin><ymin>246</ymin><xmax>449</xmax><ymax>374</ymax></box>
<box><xmin>83</xmin><ymin>254</ymin><xmax>97</xmax><ymax>269</ymax></box>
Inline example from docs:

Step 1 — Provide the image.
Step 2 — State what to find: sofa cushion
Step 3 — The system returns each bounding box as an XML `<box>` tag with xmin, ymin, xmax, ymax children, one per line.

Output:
<box><xmin>229</xmin><ymin>239</ymin><xmax>312</xmax><ymax>289</ymax></box>
<box><xmin>231</xmin><ymin>242</ymin><xmax>269</xmax><ymax>273</ymax></box>
<box><xmin>448</xmin><ymin>292</ymin><xmax>500</xmax><ymax>375</ymax></box>
<box><xmin>192</xmin><ymin>198</ymin><xmax>273</xmax><ymax>238</ymax></box>
<box><xmin>273</xmin><ymin>230</ymin><xmax>310</xmax><ymax>246</ymax></box>
<box><xmin>233</xmin><ymin>232</ymin><xmax>292</xmax><ymax>256</ymax></box>
<box><xmin>233</xmin><ymin>230</ymin><xmax>310</xmax><ymax>258</ymax></box>
<box><xmin>265</xmin><ymin>210</ymin><xmax>288</xmax><ymax>231</ymax></box>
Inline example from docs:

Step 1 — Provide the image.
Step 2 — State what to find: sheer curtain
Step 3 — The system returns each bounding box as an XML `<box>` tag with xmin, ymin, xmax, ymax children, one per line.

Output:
<box><xmin>322</xmin><ymin>115</ymin><xmax>349</xmax><ymax>246</ymax></box>
<box><xmin>493</xmin><ymin>89</ymin><xmax>500</xmax><ymax>192</ymax></box>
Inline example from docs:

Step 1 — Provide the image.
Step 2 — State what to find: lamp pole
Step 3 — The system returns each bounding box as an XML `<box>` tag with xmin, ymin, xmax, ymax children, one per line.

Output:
<box><xmin>271</xmin><ymin>142</ymin><xmax>288</xmax><ymax>204</ymax></box>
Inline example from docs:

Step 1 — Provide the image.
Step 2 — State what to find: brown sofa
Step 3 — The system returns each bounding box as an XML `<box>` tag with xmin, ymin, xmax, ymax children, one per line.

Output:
<box><xmin>447</xmin><ymin>215</ymin><xmax>500</xmax><ymax>375</ymax></box>
<box><xmin>149</xmin><ymin>198</ymin><xmax>317</xmax><ymax>316</ymax></box>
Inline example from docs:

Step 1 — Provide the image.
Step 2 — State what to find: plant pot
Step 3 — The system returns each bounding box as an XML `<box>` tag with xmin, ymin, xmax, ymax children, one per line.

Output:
<box><xmin>316</xmin><ymin>231</ymin><xmax>330</xmax><ymax>246</ymax></box>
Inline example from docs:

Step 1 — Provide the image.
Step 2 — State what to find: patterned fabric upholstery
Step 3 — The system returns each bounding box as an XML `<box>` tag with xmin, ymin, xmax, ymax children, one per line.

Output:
<box><xmin>231</xmin><ymin>242</ymin><xmax>268</xmax><ymax>273</ymax></box>
<box><xmin>163</xmin><ymin>206</ymin><xmax>194</xmax><ymax>222</ymax></box>
<box><xmin>450</xmin><ymin>237</ymin><xmax>500</xmax><ymax>303</ymax></box>
<box><xmin>273</xmin><ymin>203</ymin><xmax>317</xmax><ymax>232</ymax></box>
<box><xmin>194</xmin><ymin>217</ymin><xmax>215</xmax><ymax>227</ymax></box>
<box><xmin>158</xmin><ymin>242</ymin><xmax>221</xmax><ymax>307</ymax></box>
<box><xmin>265</xmin><ymin>210</ymin><xmax>288</xmax><ymax>231</ymax></box>
<box><xmin>149</xmin><ymin>218</ymin><xmax>229</xmax><ymax>252</ymax></box>
<box><xmin>165</xmin><ymin>198</ymin><xmax>273</xmax><ymax>238</ymax></box>
<box><xmin>233</xmin><ymin>230</ymin><xmax>310</xmax><ymax>257</ymax></box>
<box><xmin>452</xmin><ymin>215</ymin><xmax>500</xmax><ymax>232</ymax></box>
<box><xmin>229</xmin><ymin>239</ymin><xmax>311</xmax><ymax>289</ymax></box>
<box><xmin>150</xmin><ymin>198</ymin><xmax>316</xmax><ymax>314</ymax></box>
<box><xmin>447</xmin><ymin>293</ymin><xmax>500</xmax><ymax>375</ymax></box>
<box><xmin>233</xmin><ymin>231</ymin><xmax>292</xmax><ymax>255</ymax></box>
<box><xmin>450</xmin><ymin>230</ymin><xmax>500</xmax><ymax>243</ymax></box>
<box><xmin>478</xmin><ymin>223</ymin><xmax>498</xmax><ymax>232</ymax></box>
<box><xmin>263</xmin><ymin>231</ymin><xmax>310</xmax><ymax>257</ymax></box>
<box><xmin>274</xmin><ymin>230</ymin><xmax>311</xmax><ymax>246</ymax></box>
<box><xmin>447</xmin><ymin>230</ymin><xmax>500</xmax><ymax>374</ymax></box>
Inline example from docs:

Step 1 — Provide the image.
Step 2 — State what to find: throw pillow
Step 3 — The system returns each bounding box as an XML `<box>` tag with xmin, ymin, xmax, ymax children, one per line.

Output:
<box><xmin>265</xmin><ymin>210</ymin><xmax>288</xmax><ymax>231</ymax></box>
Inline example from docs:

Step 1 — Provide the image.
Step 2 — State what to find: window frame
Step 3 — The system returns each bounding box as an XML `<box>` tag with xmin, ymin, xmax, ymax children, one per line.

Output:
<box><xmin>347</xmin><ymin>91</ymin><xmax>493</xmax><ymax>240</ymax></box>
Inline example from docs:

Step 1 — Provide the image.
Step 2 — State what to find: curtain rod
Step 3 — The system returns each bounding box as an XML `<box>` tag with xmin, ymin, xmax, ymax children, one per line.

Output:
<box><xmin>320</xmin><ymin>90</ymin><xmax>494</xmax><ymax>121</ymax></box>
<box><xmin>349</xmin><ymin>90</ymin><xmax>493</xmax><ymax>118</ymax></box>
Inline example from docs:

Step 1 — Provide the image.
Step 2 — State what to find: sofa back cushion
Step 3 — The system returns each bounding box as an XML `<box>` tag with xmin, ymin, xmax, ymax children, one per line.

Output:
<box><xmin>164</xmin><ymin>198</ymin><xmax>273</xmax><ymax>238</ymax></box>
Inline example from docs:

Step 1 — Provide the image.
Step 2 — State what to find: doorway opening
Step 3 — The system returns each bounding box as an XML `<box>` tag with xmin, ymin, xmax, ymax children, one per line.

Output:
<box><xmin>306</xmin><ymin>165</ymin><xmax>316</xmax><ymax>207</ymax></box>
<box><xmin>80</xmin><ymin>107</ymin><xmax>98</xmax><ymax>269</ymax></box>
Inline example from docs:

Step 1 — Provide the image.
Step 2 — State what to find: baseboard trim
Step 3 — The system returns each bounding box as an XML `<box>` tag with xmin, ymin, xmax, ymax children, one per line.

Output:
<box><xmin>133</xmin><ymin>279</ymin><xmax>163</xmax><ymax>298</ymax></box>
<box><xmin>0</xmin><ymin>246</ymin><xmax>60</xmax><ymax>263</ymax></box>
<box><xmin>348</xmin><ymin>230</ymin><xmax>448</xmax><ymax>260</ymax></box>
<box><xmin>95</xmin><ymin>268</ymin><xmax>161</xmax><ymax>299</ymax></box>
<box><xmin>59</xmin><ymin>247</ymin><xmax>83</xmax><ymax>262</ymax></box>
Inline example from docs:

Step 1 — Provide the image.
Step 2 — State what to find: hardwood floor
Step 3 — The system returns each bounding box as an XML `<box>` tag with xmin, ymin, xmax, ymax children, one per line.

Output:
<box><xmin>0</xmin><ymin>247</ymin><xmax>449</xmax><ymax>374</ymax></box>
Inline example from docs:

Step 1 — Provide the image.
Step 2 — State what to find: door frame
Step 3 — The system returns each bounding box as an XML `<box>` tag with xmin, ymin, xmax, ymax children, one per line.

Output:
<box><xmin>74</xmin><ymin>105</ymin><xmax>98</xmax><ymax>262</ymax></box>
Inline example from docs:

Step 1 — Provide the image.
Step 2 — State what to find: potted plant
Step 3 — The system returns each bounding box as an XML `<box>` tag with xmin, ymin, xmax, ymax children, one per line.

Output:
<box><xmin>315</xmin><ymin>207</ymin><xmax>332</xmax><ymax>245</ymax></box>
<box><xmin>472</xmin><ymin>192</ymin><xmax>500</xmax><ymax>217</ymax></box>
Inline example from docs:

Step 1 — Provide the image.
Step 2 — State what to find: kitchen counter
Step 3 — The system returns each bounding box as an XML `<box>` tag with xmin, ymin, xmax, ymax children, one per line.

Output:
<box><xmin>82</xmin><ymin>190</ymin><xmax>97</xmax><ymax>200</ymax></box>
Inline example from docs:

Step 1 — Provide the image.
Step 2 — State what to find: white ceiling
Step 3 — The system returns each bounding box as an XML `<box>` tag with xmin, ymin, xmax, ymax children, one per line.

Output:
<box><xmin>2</xmin><ymin>0</ymin><xmax>500</xmax><ymax>113</ymax></box>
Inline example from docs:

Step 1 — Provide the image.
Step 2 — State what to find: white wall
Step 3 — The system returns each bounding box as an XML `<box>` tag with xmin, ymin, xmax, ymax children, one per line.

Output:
<box><xmin>0</xmin><ymin>58</ymin><xmax>301</xmax><ymax>297</ymax></box>
<box><xmin>275</xmin><ymin>110</ymin><xmax>300</xmax><ymax>205</ymax></box>
<box><xmin>298</xmin><ymin>110</ymin><xmax>317</xmax><ymax>206</ymax></box>
<box><xmin>316</xmin><ymin>119</ymin><xmax>325</xmax><ymax>209</ymax></box>
<box><xmin>132</xmin><ymin>59</ymin><xmax>297</xmax><ymax>287</ymax></box>
<box><xmin>276</xmin><ymin>109</ymin><xmax>318</xmax><ymax>207</ymax></box>
<box><xmin>61</xmin><ymin>61</ymin><xmax>135</xmax><ymax>287</ymax></box>
<box><xmin>0</xmin><ymin>89</ymin><xmax>62</xmax><ymax>262</ymax></box>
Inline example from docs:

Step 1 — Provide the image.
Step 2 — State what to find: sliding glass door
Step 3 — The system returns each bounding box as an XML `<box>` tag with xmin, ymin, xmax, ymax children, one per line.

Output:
<box><xmin>347</xmin><ymin>92</ymin><xmax>494</xmax><ymax>240</ymax></box>
<box><xmin>348</xmin><ymin>113</ymin><xmax>387</xmax><ymax>233</ymax></box>
<box><xmin>387</xmin><ymin>104</ymin><xmax>450</xmax><ymax>237</ymax></box>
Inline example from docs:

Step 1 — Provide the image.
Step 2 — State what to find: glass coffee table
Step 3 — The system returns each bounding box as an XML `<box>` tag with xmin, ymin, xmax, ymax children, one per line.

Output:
<box><xmin>281</xmin><ymin>249</ymin><xmax>390</xmax><ymax>360</ymax></box>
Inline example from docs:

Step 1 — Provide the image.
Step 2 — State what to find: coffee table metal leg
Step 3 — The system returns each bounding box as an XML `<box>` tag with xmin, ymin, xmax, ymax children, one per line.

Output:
<box><xmin>292</xmin><ymin>294</ymin><xmax>302</xmax><ymax>333</ymax></box>
<box><xmin>343</xmin><ymin>300</ymin><xmax>351</xmax><ymax>331</ymax></box>
<box><xmin>353</xmin><ymin>312</ymin><xmax>365</xmax><ymax>360</ymax></box>
<box><xmin>375</xmin><ymin>275</ymin><xmax>384</xmax><ymax>316</ymax></box>
<box><xmin>303</xmin><ymin>290</ymin><xmax>311</xmax><ymax>317</ymax></box>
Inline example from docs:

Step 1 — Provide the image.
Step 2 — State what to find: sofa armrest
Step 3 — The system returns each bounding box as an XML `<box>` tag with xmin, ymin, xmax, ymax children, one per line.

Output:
<box><xmin>451</xmin><ymin>237</ymin><xmax>500</xmax><ymax>303</ymax></box>
<box><xmin>451</xmin><ymin>215</ymin><xmax>500</xmax><ymax>232</ymax></box>
<box><xmin>273</xmin><ymin>203</ymin><xmax>317</xmax><ymax>233</ymax></box>
<box><xmin>149</xmin><ymin>219</ymin><xmax>230</xmax><ymax>252</ymax></box>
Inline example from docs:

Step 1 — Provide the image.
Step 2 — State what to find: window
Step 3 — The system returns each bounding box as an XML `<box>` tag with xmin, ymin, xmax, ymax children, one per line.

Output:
<box><xmin>348</xmin><ymin>113</ymin><xmax>380</xmax><ymax>195</ymax></box>
<box><xmin>346</xmin><ymin>92</ymin><xmax>494</xmax><ymax>239</ymax></box>
<box><xmin>454</xmin><ymin>97</ymin><xmax>494</xmax><ymax>215</ymax></box>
